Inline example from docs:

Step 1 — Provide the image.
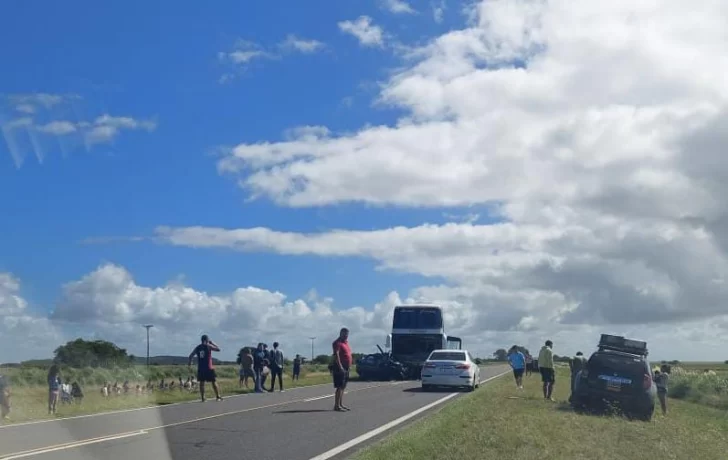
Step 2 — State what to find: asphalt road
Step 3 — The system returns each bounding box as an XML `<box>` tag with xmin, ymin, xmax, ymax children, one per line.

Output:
<box><xmin>0</xmin><ymin>365</ymin><xmax>509</xmax><ymax>460</ymax></box>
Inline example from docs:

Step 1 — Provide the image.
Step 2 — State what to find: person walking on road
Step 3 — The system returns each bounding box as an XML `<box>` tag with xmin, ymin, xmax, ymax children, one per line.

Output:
<box><xmin>507</xmin><ymin>346</ymin><xmax>526</xmax><ymax>389</ymax></box>
<box><xmin>538</xmin><ymin>340</ymin><xmax>556</xmax><ymax>401</ymax></box>
<box><xmin>332</xmin><ymin>327</ymin><xmax>352</xmax><ymax>412</ymax></box>
<box><xmin>268</xmin><ymin>342</ymin><xmax>285</xmax><ymax>392</ymax></box>
<box><xmin>188</xmin><ymin>335</ymin><xmax>223</xmax><ymax>402</ymax></box>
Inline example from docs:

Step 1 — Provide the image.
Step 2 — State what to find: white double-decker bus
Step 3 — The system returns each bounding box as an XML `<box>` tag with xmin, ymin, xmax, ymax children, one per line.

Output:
<box><xmin>387</xmin><ymin>304</ymin><xmax>462</xmax><ymax>379</ymax></box>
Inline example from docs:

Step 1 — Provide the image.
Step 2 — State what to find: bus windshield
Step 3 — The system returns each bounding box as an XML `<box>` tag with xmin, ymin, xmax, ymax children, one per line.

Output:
<box><xmin>392</xmin><ymin>307</ymin><xmax>443</xmax><ymax>329</ymax></box>
<box><xmin>391</xmin><ymin>334</ymin><xmax>442</xmax><ymax>356</ymax></box>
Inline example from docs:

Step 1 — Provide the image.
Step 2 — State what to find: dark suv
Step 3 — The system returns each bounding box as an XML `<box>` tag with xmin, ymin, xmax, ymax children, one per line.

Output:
<box><xmin>571</xmin><ymin>334</ymin><xmax>656</xmax><ymax>421</ymax></box>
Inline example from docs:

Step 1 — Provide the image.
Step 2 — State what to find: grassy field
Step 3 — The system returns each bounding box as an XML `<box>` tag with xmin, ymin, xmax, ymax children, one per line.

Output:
<box><xmin>353</xmin><ymin>366</ymin><xmax>728</xmax><ymax>460</ymax></box>
<box><xmin>0</xmin><ymin>364</ymin><xmax>351</xmax><ymax>424</ymax></box>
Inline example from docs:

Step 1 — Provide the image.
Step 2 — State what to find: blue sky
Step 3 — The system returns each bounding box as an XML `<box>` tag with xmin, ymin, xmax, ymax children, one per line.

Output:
<box><xmin>0</xmin><ymin>0</ymin><xmax>471</xmax><ymax>314</ymax></box>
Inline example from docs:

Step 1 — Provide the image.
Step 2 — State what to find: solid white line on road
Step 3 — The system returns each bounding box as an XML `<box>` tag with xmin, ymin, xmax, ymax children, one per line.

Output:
<box><xmin>0</xmin><ymin>382</ymin><xmax>395</xmax><ymax>459</ymax></box>
<box><xmin>307</xmin><ymin>393</ymin><xmax>458</xmax><ymax>460</ymax></box>
<box><xmin>307</xmin><ymin>368</ymin><xmax>511</xmax><ymax>460</ymax></box>
<box><xmin>0</xmin><ymin>430</ymin><xmax>147</xmax><ymax>460</ymax></box>
<box><xmin>305</xmin><ymin>395</ymin><xmax>334</xmax><ymax>402</ymax></box>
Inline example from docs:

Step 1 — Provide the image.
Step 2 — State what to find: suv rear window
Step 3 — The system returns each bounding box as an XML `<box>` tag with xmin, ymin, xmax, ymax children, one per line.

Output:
<box><xmin>429</xmin><ymin>351</ymin><xmax>466</xmax><ymax>361</ymax></box>
<box><xmin>588</xmin><ymin>352</ymin><xmax>646</xmax><ymax>377</ymax></box>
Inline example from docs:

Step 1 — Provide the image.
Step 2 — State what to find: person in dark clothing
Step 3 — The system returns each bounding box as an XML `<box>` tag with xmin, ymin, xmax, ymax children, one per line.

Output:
<box><xmin>268</xmin><ymin>342</ymin><xmax>285</xmax><ymax>392</ymax></box>
<box><xmin>47</xmin><ymin>364</ymin><xmax>61</xmax><ymax>415</ymax></box>
<box><xmin>569</xmin><ymin>351</ymin><xmax>587</xmax><ymax>400</ymax></box>
<box><xmin>292</xmin><ymin>354</ymin><xmax>302</xmax><ymax>381</ymax></box>
<box><xmin>188</xmin><ymin>334</ymin><xmax>223</xmax><ymax>402</ymax></box>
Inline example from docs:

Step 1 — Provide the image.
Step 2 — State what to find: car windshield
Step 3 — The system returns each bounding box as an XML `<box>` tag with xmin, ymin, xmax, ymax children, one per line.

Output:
<box><xmin>428</xmin><ymin>351</ymin><xmax>466</xmax><ymax>361</ymax></box>
<box><xmin>589</xmin><ymin>353</ymin><xmax>646</xmax><ymax>377</ymax></box>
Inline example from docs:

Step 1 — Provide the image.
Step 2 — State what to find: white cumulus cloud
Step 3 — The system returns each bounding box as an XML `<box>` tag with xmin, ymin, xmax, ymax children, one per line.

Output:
<box><xmin>338</xmin><ymin>16</ymin><xmax>385</xmax><ymax>48</ymax></box>
<box><xmin>152</xmin><ymin>0</ymin><xmax>728</xmax><ymax>359</ymax></box>
<box><xmin>381</xmin><ymin>0</ymin><xmax>416</xmax><ymax>14</ymax></box>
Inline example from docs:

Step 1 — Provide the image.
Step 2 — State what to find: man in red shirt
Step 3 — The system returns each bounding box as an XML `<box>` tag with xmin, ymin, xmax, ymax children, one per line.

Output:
<box><xmin>332</xmin><ymin>327</ymin><xmax>352</xmax><ymax>411</ymax></box>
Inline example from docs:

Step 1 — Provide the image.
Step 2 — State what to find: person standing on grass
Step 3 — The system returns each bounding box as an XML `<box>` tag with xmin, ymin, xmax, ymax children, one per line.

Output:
<box><xmin>332</xmin><ymin>327</ymin><xmax>352</xmax><ymax>412</ymax></box>
<box><xmin>569</xmin><ymin>351</ymin><xmax>587</xmax><ymax>396</ymax></box>
<box><xmin>239</xmin><ymin>348</ymin><xmax>254</xmax><ymax>389</ymax></box>
<box><xmin>507</xmin><ymin>346</ymin><xmax>526</xmax><ymax>389</ymax></box>
<box><xmin>292</xmin><ymin>354</ymin><xmax>302</xmax><ymax>381</ymax></box>
<box><xmin>188</xmin><ymin>334</ymin><xmax>223</xmax><ymax>402</ymax></box>
<box><xmin>654</xmin><ymin>364</ymin><xmax>670</xmax><ymax>415</ymax></box>
<box><xmin>538</xmin><ymin>340</ymin><xmax>556</xmax><ymax>401</ymax></box>
<box><xmin>0</xmin><ymin>375</ymin><xmax>10</xmax><ymax>420</ymax></box>
<box><xmin>525</xmin><ymin>354</ymin><xmax>533</xmax><ymax>377</ymax></box>
<box><xmin>47</xmin><ymin>364</ymin><xmax>61</xmax><ymax>415</ymax></box>
<box><xmin>253</xmin><ymin>343</ymin><xmax>266</xmax><ymax>393</ymax></box>
<box><xmin>268</xmin><ymin>342</ymin><xmax>285</xmax><ymax>392</ymax></box>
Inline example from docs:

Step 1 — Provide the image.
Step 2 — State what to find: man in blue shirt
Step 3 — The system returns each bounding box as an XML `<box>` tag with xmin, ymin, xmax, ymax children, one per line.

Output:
<box><xmin>507</xmin><ymin>346</ymin><xmax>526</xmax><ymax>389</ymax></box>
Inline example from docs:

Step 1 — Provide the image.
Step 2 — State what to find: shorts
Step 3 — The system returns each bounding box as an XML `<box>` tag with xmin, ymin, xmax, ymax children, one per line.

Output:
<box><xmin>540</xmin><ymin>368</ymin><xmax>555</xmax><ymax>383</ymax></box>
<box><xmin>197</xmin><ymin>369</ymin><xmax>217</xmax><ymax>383</ymax></box>
<box><xmin>240</xmin><ymin>369</ymin><xmax>254</xmax><ymax>378</ymax></box>
<box><xmin>333</xmin><ymin>368</ymin><xmax>350</xmax><ymax>389</ymax></box>
<box><xmin>513</xmin><ymin>368</ymin><xmax>525</xmax><ymax>379</ymax></box>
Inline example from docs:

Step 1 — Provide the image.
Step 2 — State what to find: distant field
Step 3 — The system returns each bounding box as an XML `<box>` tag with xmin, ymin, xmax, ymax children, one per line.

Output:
<box><xmin>353</xmin><ymin>367</ymin><xmax>728</xmax><ymax>460</ymax></box>
<box><xmin>0</xmin><ymin>364</ymin><xmax>350</xmax><ymax>424</ymax></box>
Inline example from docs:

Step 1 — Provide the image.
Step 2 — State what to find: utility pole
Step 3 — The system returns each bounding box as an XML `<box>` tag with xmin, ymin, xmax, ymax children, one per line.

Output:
<box><xmin>143</xmin><ymin>325</ymin><xmax>154</xmax><ymax>367</ymax></box>
<box><xmin>308</xmin><ymin>337</ymin><xmax>316</xmax><ymax>362</ymax></box>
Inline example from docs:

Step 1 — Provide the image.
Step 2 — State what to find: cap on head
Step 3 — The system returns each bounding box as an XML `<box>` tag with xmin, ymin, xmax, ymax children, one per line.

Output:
<box><xmin>545</xmin><ymin>340</ymin><xmax>553</xmax><ymax>347</ymax></box>
<box><xmin>576</xmin><ymin>351</ymin><xmax>583</xmax><ymax>356</ymax></box>
<box><xmin>201</xmin><ymin>334</ymin><xmax>209</xmax><ymax>343</ymax></box>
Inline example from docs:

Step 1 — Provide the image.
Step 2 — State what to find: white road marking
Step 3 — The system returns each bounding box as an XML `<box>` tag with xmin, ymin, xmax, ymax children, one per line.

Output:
<box><xmin>307</xmin><ymin>368</ymin><xmax>511</xmax><ymax>460</ymax></box>
<box><xmin>0</xmin><ymin>382</ymin><xmax>394</xmax><ymax>459</ymax></box>
<box><xmin>305</xmin><ymin>395</ymin><xmax>333</xmax><ymax>402</ymax></box>
<box><xmin>0</xmin><ymin>381</ymin><xmax>334</xmax><ymax>429</ymax></box>
<box><xmin>0</xmin><ymin>430</ymin><xmax>147</xmax><ymax>460</ymax></box>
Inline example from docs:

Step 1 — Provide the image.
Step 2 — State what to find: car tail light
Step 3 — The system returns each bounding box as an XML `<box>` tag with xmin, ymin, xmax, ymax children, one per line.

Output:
<box><xmin>455</xmin><ymin>364</ymin><xmax>471</xmax><ymax>370</ymax></box>
<box><xmin>643</xmin><ymin>373</ymin><xmax>652</xmax><ymax>390</ymax></box>
<box><xmin>424</xmin><ymin>363</ymin><xmax>437</xmax><ymax>369</ymax></box>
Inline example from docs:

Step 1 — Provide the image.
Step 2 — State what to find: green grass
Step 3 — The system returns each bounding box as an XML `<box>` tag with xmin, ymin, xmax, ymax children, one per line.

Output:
<box><xmin>352</xmin><ymin>368</ymin><xmax>728</xmax><ymax>460</ymax></box>
<box><xmin>0</xmin><ymin>364</ymin><xmax>352</xmax><ymax>424</ymax></box>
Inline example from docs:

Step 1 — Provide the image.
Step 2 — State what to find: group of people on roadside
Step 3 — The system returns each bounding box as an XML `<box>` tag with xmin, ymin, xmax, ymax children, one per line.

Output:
<box><xmin>507</xmin><ymin>340</ymin><xmax>670</xmax><ymax>415</ymax></box>
<box><xmin>186</xmin><ymin>327</ymin><xmax>354</xmax><ymax>411</ymax></box>
<box><xmin>235</xmin><ymin>341</ymin><xmax>292</xmax><ymax>394</ymax></box>
<box><xmin>506</xmin><ymin>341</ymin><xmax>558</xmax><ymax>400</ymax></box>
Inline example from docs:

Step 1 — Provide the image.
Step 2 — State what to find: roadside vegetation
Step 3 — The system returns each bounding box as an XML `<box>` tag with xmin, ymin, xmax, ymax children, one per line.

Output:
<box><xmin>0</xmin><ymin>363</ymin><xmax>348</xmax><ymax>424</ymax></box>
<box><xmin>353</xmin><ymin>365</ymin><xmax>728</xmax><ymax>460</ymax></box>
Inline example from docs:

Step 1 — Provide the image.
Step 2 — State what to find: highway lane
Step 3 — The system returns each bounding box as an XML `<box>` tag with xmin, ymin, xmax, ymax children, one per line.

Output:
<box><xmin>0</xmin><ymin>365</ymin><xmax>509</xmax><ymax>460</ymax></box>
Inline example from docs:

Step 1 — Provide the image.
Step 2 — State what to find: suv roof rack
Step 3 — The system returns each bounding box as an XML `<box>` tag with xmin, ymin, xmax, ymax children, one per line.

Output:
<box><xmin>597</xmin><ymin>334</ymin><xmax>649</xmax><ymax>357</ymax></box>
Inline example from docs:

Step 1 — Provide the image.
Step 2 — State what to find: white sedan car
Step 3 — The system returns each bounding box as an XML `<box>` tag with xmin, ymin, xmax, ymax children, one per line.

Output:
<box><xmin>421</xmin><ymin>349</ymin><xmax>480</xmax><ymax>391</ymax></box>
